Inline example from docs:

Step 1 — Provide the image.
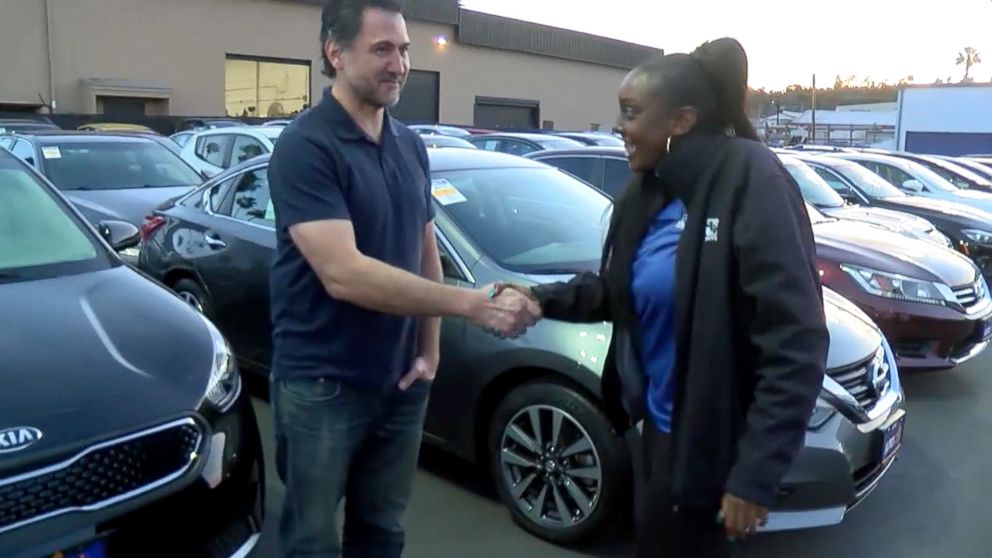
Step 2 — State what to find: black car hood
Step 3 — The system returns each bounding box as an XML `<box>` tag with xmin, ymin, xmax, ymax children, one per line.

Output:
<box><xmin>880</xmin><ymin>195</ymin><xmax>992</xmax><ymax>224</ymax></box>
<box><xmin>0</xmin><ymin>267</ymin><xmax>213</xmax><ymax>455</ymax></box>
<box><xmin>65</xmin><ymin>186</ymin><xmax>195</xmax><ymax>227</ymax></box>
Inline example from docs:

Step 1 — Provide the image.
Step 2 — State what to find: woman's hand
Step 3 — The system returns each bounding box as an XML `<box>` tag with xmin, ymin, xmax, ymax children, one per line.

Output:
<box><xmin>719</xmin><ymin>492</ymin><xmax>768</xmax><ymax>541</ymax></box>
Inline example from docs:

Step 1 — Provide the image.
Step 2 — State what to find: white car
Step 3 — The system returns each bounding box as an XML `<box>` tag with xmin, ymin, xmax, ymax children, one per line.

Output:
<box><xmin>180</xmin><ymin>127</ymin><xmax>282</xmax><ymax>178</ymax></box>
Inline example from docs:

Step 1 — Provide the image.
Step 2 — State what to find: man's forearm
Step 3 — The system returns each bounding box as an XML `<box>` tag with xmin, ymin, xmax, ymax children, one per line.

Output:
<box><xmin>319</xmin><ymin>253</ymin><xmax>473</xmax><ymax>318</ymax></box>
<box><xmin>416</xmin><ymin>249</ymin><xmax>444</xmax><ymax>358</ymax></box>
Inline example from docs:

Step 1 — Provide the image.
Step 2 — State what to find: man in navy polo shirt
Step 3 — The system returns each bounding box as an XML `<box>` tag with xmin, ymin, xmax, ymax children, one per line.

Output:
<box><xmin>267</xmin><ymin>1</ymin><xmax>541</xmax><ymax>556</ymax></box>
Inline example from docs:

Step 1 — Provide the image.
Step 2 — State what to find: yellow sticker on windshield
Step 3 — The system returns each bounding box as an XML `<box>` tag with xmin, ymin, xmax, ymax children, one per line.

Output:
<box><xmin>431</xmin><ymin>179</ymin><xmax>467</xmax><ymax>206</ymax></box>
<box><xmin>42</xmin><ymin>146</ymin><xmax>61</xmax><ymax>159</ymax></box>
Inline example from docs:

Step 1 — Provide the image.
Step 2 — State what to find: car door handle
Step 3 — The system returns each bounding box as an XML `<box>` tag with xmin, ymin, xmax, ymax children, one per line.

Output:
<box><xmin>204</xmin><ymin>233</ymin><xmax>227</xmax><ymax>249</ymax></box>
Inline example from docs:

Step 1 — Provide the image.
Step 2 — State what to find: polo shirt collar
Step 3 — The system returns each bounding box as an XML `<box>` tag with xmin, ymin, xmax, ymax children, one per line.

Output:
<box><xmin>317</xmin><ymin>87</ymin><xmax>399</xmax><ymax>142</ymax></box>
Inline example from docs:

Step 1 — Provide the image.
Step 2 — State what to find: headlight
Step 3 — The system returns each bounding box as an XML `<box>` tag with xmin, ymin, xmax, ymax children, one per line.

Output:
<box><xmin>200</xmin><ymin>314</ymin><xmax>241</xmax><ymax>412</ymax></box>
<box><xmin>808</xmin><ymin>397</ymin><xmax>836</xmax><ymax>430</ymax></box>
<box><xmin>962</xmin><ymin>229</ymin><xmax>992</xmax><ymax>245</ymax></box>
<box><xmin>840</xmin><ymin>264</ymin><xmax>954</xmax><ymax>306</ymax></box>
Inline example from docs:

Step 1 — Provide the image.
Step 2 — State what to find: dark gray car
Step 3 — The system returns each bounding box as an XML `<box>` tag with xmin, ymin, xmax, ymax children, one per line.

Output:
<box><xmin>1</xmin><ymin>131</ymin><xmax>203</xmax><ymax>262</ymax></box>
<box><xmin>138</xmin><ymin>149</ymin><xmax>905</xmax><ymax>545</ymax></box>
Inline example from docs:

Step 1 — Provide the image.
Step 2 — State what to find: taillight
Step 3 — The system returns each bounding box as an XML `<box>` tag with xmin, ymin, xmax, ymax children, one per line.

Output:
<box><xmin>140</xmin><ymin>215</ymin><xmax>166</xmax><ymax>240</ymax></box>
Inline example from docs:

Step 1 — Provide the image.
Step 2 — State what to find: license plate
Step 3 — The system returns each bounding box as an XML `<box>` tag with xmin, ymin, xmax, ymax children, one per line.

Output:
<box><xmin>880</xmin><ymin>410</ymin><xmax>906</xmax><ymax>462</ymax></box>
<box><xmin>980</xmin><ymin>319</ymin><xmax>992</xmax><ymax>341</ymax></box>
<box><xmin>52</xmin><ymin>540</ymin><xmax>106</xmax><ymax>558</ymax></box>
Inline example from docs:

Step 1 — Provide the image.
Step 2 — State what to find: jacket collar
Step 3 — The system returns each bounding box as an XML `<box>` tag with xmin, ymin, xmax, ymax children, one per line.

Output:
<box><xmin>316</xmin><ymin>87</ymin><xmax>399</xmax><ymax>143</ymax></box>
<box><xmin>652</xmin><ymin>130</ymin><xmax>730</xmax><ymax>203</ymax></box>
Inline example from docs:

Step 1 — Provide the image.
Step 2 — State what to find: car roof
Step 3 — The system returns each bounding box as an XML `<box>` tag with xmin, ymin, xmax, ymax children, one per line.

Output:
<box><xmin>211</xmin><ymin>147</ymin><xmax>549</xmax><ymax>179</ymax></box>
<box><xmin>470</xmin><ymin>132</ymin><xmax>567</xmax><ymax>142</ymax></box>
<box><xmin>11</xmin><ymin>130</ymin><xmax>159</xmax><ymax>144</ymax></box>
<box><xmin>525</xmin><ymin>146</ymin><xmax>627</xmax><ymax>158</ymax></box>
<box><xmin>831</xmin><ymin>152</ymin><xmax>918</xmax><ymax>166</ymax></box>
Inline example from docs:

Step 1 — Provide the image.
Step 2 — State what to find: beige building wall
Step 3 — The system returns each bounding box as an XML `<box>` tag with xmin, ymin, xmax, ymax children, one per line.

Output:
<box><xmin>0</xmin><ymin>0</ymin><xmax>51</xmax><ymax>109</ymax></box>
<box><xmin>0</xmin><ymin>0</ymin><xmax>630</xmax><ymax>130</ymax></box>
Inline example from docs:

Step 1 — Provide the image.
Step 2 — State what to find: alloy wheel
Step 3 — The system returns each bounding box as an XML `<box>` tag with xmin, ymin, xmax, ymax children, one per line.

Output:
<box><xmin>499</xmin><ymin>404</ymin><xmax>603</xmax><ymax>529</ymax></box>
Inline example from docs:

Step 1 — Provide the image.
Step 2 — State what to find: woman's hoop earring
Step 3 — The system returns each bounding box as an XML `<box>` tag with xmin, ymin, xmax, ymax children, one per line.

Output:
<box><xmin>666</xmin><ymin>136</ymin><xmax>672</xmax><ymax>154</ymax></box>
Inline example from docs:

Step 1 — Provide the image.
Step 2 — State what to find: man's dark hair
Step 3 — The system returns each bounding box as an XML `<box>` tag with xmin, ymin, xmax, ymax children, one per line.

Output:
<box><xmin>320</xmin><ymin>0</ymin><xmax>405</xmax><ymax>78</ymax></box>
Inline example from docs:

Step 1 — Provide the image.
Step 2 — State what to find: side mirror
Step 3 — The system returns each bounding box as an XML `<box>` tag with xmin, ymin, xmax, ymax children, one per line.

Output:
<box><xmin>902</xmin><ymin>179</ymin><xmax>924</xmax><ymax>193</ymax></box>
<box><xmin>98</xmin><ymin>220</ymin><xmax>141</xmax><ymax>251</ymax></box>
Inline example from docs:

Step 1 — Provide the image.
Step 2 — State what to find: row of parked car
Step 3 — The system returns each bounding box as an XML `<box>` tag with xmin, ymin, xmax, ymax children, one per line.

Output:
<box><xmin>0</xmin><ymin>118</ymin><xmax>982</xmax><ymax>554</ymax></box>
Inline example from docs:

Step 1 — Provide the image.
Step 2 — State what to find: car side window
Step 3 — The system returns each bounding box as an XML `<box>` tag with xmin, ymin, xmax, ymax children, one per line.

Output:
<box><xmin>603</xmin><ymin>158</ymin><xmax>633</xmax><ymax>197</ymax></box>
<box><xmin>436</xmin><ymin>236</ymin><xmax>465</xmax><ymax>280</ymax></box>
<box><xmin>227</xmin><ymin>169</ymin><xmax>273</xmax><ymax>225</ymax></box>
<box><xmin>499</xmin><ymin>140</ymin><xmax>537</xmax><ymax>156</ymax></box>
<box><xmin>543</xmin><ymin>156</ymin><xmax>599</xmax><ymax>185</ymax></box>
<box><xmin>0</xmin><ymin>137</ymin><xmax>12</xmax><ymax>149</ymax></box>
<box><xmin>195</xmin><ymin>134</ymin><xmax>232</xmax><ymax>168</ymax></box>
<box><xmin>231</xmin><ymin>135</ymin><xmax>267</xmax><ymax>165</ymax></box>
<box><xmin>475</xmin><ymin>139</ymin><xmax>500</xmax><ymax>152</ymax></box>
<box><xmin>870</xmin><ymin>163</ymin><xmax>915</xmax><ymax>190</ymax></box>
<box><xmin>10</xmin><ymin>140</ymin><xmax>35</xmax><ymax>166</ymax></box>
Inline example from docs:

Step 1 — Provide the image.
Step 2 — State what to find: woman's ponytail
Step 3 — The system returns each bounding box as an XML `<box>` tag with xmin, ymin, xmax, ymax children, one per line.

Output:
<box><xmin>691</xmin><ymin>38</ymin><xmax>759</xmax><ymax>141</ymax></box>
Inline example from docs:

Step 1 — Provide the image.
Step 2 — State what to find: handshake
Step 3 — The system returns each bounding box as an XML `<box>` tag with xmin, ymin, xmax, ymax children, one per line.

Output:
<box><xmin>467</xmin><ymin>282</ymin><xmax>543</xmax><ymax>339</ymax></box>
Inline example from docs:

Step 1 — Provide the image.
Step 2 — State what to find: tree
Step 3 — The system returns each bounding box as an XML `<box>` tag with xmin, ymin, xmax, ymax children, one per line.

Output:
<box><xmin>956</xmin><ymin>47</ymin><xmax>982</xmax><ymax>81</ymax></box>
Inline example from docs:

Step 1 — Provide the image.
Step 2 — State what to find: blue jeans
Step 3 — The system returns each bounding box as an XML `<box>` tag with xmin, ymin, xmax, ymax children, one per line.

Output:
<box><xmin>271</xmin><ymin>376</ymin><xmax>431</xmax><ymax>558</ymax></box>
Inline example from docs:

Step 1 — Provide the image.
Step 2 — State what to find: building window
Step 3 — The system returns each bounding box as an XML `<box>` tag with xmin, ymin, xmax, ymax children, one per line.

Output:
<box><xmin>225</xmin><ymin>55</ymin><xmax>310</xmax><ymax>118</ymax></box>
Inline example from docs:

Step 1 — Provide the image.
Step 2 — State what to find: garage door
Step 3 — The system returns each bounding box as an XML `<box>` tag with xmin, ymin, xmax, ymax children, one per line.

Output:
<box><xmin>474</xmin><ymin>96</ymin><xmax>539</xmax><ymax>130</ymax></box>
<box><xmin>392</xmin><ymin>70</ymin><xmax>439</xmax><ymax>125</ymax></box>
<box><xmin>905</xmin><ymin>132</ymin><xmax>992</xmax><ymax>155</ymax></box>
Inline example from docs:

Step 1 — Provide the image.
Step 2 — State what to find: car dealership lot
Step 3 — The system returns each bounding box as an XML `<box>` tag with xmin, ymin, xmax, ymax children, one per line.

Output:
<box><xmin>250</xmin><ymin>349</ymin><xmax>992</xmax><ymax>558</ymax></box>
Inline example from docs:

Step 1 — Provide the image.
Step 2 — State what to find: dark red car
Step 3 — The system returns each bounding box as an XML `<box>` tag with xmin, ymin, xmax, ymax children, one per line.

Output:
<box><xmin>810</xmin><ymin>204</ymin><xmax>992</xmax><ymax>370</ymax></box>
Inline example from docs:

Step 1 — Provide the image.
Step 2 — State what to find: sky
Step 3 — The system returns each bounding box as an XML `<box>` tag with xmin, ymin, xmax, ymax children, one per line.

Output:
<box><xmin>459</xmin><ymin>0</ymin><xmax>992</xmax><ymax>91</ymax></box>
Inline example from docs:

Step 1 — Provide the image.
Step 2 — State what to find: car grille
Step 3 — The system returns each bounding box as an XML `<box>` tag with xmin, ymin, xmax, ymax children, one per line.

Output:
<box><xmin>827</xmin><ymin>348</ymin><xmax>890</xmax><ymax>410</ymax></box>
<box><xmin>0</xmin><ymin>418</ymin><xmax>202</xmax><ymax>534</ymax></box>
<box><xmin>953</xmin><ymin>278</ymin><xmax>988</xmax><ymax>311</ymax></box>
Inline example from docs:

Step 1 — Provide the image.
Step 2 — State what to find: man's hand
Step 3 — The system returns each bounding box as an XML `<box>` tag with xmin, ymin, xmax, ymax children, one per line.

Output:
<box><xmin>398</xmin><ymin>355</ymin><xmax>439</xmax><ymax>391</ymax></box>
<box><xmin>467</xmin><ymin>283</ymin><xmax>541</xmax><ymax>338</ymax></box>
<box><xmin>719</xmin><ymin>492</ymin><xmax>768</xmax><ymax>541</ymax></box>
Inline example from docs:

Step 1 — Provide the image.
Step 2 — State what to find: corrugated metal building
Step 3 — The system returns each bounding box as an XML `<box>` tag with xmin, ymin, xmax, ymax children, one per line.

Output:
<box><xmin>0</xmin><ymin>0</ymin><xmax>661</xmax><ymax>131</ymax></box>
<box><xmin>896</xmin><ymin>84</ymin><xmax>992</xmax><ymax>155</ymax></box>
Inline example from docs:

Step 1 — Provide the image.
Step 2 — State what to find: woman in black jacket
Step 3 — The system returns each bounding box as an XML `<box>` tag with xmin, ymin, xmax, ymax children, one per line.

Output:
<box><xmin>503</xmin><ymin>38</ymin><xmax>829</xmax><ymax>556</ymax></box>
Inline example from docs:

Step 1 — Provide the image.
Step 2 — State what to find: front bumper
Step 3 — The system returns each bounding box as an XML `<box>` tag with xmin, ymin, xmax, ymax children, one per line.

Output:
<box><xmin>838</xmin><ymin>289</ymin><xmax>992</xmax><ymax>370</ymax></box>
<box><xmin>762</xmin><ymin>341</ymin><xmax>905</xmax><ymax>532</ymax></box>
<box><xmin>1</xmin><ymin>392</ymin><xmax>263</xmax><ymax>558</ymax></box>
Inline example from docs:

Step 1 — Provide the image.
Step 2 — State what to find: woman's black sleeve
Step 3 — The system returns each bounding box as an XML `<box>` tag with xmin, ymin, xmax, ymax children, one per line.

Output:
<box><xmin>529</xmin><ymin>272</ymin><xmax>612</xmax><ymax>323</ymax></box>
<box><xmin>724</xmin><ymin>153</ymin><xmax>831</xmax><ymax>509</ymax></box>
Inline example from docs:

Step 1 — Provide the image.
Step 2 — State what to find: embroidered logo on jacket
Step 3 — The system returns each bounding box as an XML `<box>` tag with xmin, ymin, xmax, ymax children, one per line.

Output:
<box><xmin>674</xmin><ymin>213</ymin><xmax>687</xmax><ymax>232</ymax></box>
<box><xmin>705</xmin><ymin>218</ymin><xmax>719</xmax><ymax>242</ymax></box>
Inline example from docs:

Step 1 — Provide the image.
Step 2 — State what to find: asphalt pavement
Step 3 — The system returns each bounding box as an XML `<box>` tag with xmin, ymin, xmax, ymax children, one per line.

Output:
<box><xmin>249</xmin><ymin>350</ymin><xmax>992</xmax><ymax>558</ymax></box>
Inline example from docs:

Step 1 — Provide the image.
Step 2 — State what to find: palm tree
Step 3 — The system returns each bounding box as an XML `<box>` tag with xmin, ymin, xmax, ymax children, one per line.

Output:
<box><xmin>956</xmin><ymin>47</ymin><xmax>982</xmax><ymax>81</ymax></box>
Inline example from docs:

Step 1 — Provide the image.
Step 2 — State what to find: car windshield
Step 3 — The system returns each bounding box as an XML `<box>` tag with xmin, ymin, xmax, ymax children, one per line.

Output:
<box><xmin>899</xmin><ymin>160</ymin><xmax>960</xmax><ymax>192</ymax></box>
<box><xmin>830</xmin><ymin>160</ymin><xmax>906</xmax><ymax>199</ymax></box>
<box><xmin>925</xmin><ymin>159</ymin><xmax>992</xmax><ymax>189</ymax></box>
<box><xmin>42</xmin><ymin>140</ymin><xmax>203</xmax><ymax>190</ymax></box>
<box><xmin>433</xmin><ymin>166</ymin><xmax>612</xmax><ymax>274</ymax></box>
<box><xmin>0</xmin><ymin>156</ymin><xmax>105</xmax><ymax>280</ymax></box>
<box><xmin>782</xmin><ymin>159</ymin><xmax>845</xmax><ymax>208</ymax></box>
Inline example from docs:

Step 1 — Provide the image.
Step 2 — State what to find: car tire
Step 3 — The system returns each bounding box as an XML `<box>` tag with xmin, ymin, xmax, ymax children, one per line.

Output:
<box><xmin>487</xmin><ymin>379</ymin><xmax>632</xmax><ymax>546</ymax></box>
<box><xmin>172</xmin><ymin>278</ymin><xmax>214</xmax><ymax>317</ymax></box>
